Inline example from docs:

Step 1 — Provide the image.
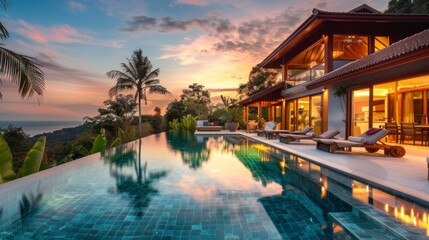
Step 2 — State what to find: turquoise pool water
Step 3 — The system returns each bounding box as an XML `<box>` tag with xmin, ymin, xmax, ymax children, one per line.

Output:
<box><xmin>0</xmin><ymin>132</ymin><xmax>428</xmax><ymax>239</ymax></box>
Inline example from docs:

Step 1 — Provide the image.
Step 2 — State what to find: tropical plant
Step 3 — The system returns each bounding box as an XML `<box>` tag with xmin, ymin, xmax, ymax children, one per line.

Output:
<box><xmin>107</xmin><ymin>49</ymin><xmax>170</xmax><ymax>138</ymax></box>
<box><xmin>0</xmin><ymin>0</ymin><xmax>45</xmax><ymax>100</ymax></box>
<box><xmin>168</xmin><ymin>119</ymin><xmax>182</xmax><ymax>132</ymax></box>
<box><xmin>333</xmin><ymin>86</ymin><xmax>347</xmax><ymax>118</ymax></box>
<box><xmin>0</xmin><ymin>133</ymin><xmax>46</xmax><ymax>183</ymax></box>
<box><xmin>220</xmin><ymin>107</ymin><xmax>243</xmax><ymax>123</ymax></box>
<box><xmin>90</xmin><ymin>128</ymin><xmax>107</xmax><ymax>154</ymax></box>
<box><xmin>181</xmin><ymin>114</ymin><xmax>197</xmax><ymax>132</ymax></box>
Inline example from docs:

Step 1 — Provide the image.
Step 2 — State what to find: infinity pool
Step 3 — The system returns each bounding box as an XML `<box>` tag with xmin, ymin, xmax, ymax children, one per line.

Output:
<box><xmin>0</xmin><ymin>132</ymin><xmax>428</xmax><ymax>239</ymax></box>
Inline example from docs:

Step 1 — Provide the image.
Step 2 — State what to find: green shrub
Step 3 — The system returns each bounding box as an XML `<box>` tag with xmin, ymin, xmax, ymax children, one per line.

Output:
<box><xmin>169</xmin><ymin>119</ymin><xmax>182</xmax><ymax>131</ymax></box>
<box><xmin>181</xmin><ymin>114</ymin><xmax>197</xmax><ymax>132</ymax></box>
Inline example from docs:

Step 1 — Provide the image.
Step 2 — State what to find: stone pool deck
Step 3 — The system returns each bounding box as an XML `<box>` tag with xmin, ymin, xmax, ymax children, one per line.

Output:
<box><xmin>195</xmin><ymin>130</ymin><xmax>429</xmax><ymax>205</ymax></box>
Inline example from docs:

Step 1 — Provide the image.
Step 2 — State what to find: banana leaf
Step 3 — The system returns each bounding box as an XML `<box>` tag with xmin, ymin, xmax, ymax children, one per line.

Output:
<box><xmin>0</xmin><ymin>133</ymin><xmax>17</xmax><ymax>183</ymax></box>
<box><xmin>110</xmin><ymin>137</ymin><xmax>121</xmax><ymax>149</ymax></box>
<box><xmin>90</xmin><ymin>128</ymin><xmax>107</xmax><ymax>154</ymax></box>
<box><xmin>17</xmin><ymin>136</ymin><xmax>46</xmax><ymax>178</ymax></box>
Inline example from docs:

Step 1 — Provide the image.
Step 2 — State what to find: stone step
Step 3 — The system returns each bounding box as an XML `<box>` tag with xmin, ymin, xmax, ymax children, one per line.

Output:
<box><xmin>329</xmin><ymin>212</ymin><xmax>400</xmax><ymax>240</ymax></box>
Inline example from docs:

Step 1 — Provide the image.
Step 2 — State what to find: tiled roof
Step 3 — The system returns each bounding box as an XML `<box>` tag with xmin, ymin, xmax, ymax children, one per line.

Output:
<box><xmin>307</xmin><ymin>29</ymin><xmax>429</xmax><ymax>88</ymax></box>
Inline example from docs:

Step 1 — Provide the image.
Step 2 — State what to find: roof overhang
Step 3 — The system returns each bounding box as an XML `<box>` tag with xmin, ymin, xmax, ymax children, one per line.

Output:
<box><xmin>259</xmin><ymin>9</ymin><xmax>429</xmax><ymax>69</ymax></box>
<box><xmin>238</xmin><ymin>82</ymin><xmax>285</xmax><ymax>106</ymax></box>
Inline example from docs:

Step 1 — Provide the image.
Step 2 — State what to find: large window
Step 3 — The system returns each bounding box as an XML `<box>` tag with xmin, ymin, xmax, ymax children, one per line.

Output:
<box><xmin>351</xmin><ymin>88</ymin><xmax>370</xmax><ymax>136</ymax></box>
<box><xmin>286</xmin><ymin>94</ymin><xmax>323</xmax><ymax>133</ymax></box>
<box><xmin>286</xmin><ymin>38</ymin><xmax>325</xmax><ymax>86</ymax></box>
<box><xmin>333</xmin><ymin>35</ymin><xmax>368</xmax><ymax>70</ymax></box>
<box><xmin>374</xmin><ymin>36</ymin><xmax>389</xmax><ymax>52</ymax></box>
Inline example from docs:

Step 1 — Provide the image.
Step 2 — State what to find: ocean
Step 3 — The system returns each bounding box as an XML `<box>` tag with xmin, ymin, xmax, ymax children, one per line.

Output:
<box><xmin>0</xmin><ymin>121</ymin><xmax>83</xmax><ymax>137</ymax></box>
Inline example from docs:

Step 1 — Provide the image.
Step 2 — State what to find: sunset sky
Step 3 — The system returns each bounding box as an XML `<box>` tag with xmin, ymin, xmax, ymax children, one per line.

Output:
<box><xmin>0</xmin><ymin>0</ymin><xmax>388</xmax><ymax>121</ymax></box>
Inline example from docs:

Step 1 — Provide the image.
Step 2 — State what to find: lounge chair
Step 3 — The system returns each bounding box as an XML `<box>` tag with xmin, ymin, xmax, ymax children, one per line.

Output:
<box><xmin>314</xmin><ymin>128</ymin><xmax>406</xmax><ymax>158</ymax></box>
<box><xmin>279</xmin><ymin>129</ymin><xmax>340</xmax><ymax>144</ymax></box>
<box><xmin>256</xmin><ymin>121</ymin><xmax>277</xmax><ymax>137</ymax></box>
<box><xmin>265</xmin><ymin>125</ymin><xmax>313</xmax><ymax>139</ymax></box>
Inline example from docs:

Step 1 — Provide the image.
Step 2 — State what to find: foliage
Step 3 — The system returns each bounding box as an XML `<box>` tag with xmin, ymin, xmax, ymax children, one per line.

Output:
<box><xmin>180</xmin><ymin>83</ymin><xmax>211</xmax><ymax>105</ymax></box>
<box><xmin>168</xmin><ymin>119</ymin><xmax>182</xmax><ymax>131</ymax></box>
<box><xmin>164</xmin><ymin>100</ymin><xmax>186</xmax><ymax>126</ymax></box>
<box><xmin>237</xmin><ymin>66</ymin><xmax>280</xmax><ymax>99</ymax></box>
<box><xmin>183</xmin><ymin>100</ymin><xmax>209</xmax><ymax>118</ymax></box>
<box><xmin>181</xmin><ymin>114</ymin><xmax>197</xmax><ymax>132</ymax></box>
<box><xmin>154</xmin><ymin>106</ymin><xmax>161</xmax><ymax>115</ymax></box>
<box><xmin>333</xmin><ymin>86</ymin><xmax>346</xmax><ymax>118</ymax></box>
<box><xmin>84</xmin><ymin>94</ymin><xmax>137</xmax><ymax>140</ymax></box>
<box><xmin>0</xmin><ymin>133</ymin><xmax>46</xmax><ymax>183</ymax></box>
<box><xmin>220</xmin><ymin>107</ymin><xmax>243</xmax><ymax>123</ymax></box>
<box><xmin>384</xmin><ymin>0</ymin><xmax>429</xmax><ymax>13</ymax></box>
<box><xmin>17</xmin><ymin>136</ymin><xmax>46</xmax><ymax>178</ymax></box>
<box><xmin>0</xmin><ymin>0</ymin><xmax>45</xmax><ymax>100</ymax></box>
<box><xmin>0</xmin><ymin>125</ymin><xmax>32</xmax><ymax>171</ymax></box>
<box><xmin>0</xmin><ymin>132</ymin><xmax>16</xmax><ymax>182</ymax></box>
<box><xmin>107</xmin><ymin>49</ymin><xmax>170</xmax><ymax>138</ymax></box>
<box><xmin>90</xmin><ymin>129</ymin><xmax>107</xmax><ymax>155</ymax></box>
<box><xmin>139</xmin><ymin>114</ymin><xmax>164</xmax><ymax>134</ymax></box>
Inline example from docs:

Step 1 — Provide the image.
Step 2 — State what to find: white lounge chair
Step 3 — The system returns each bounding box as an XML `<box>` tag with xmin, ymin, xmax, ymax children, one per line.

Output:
<box><xmin>314</xmin><ymin>128</ymin><xmax>406</xmax><ymax>158</ymax></box>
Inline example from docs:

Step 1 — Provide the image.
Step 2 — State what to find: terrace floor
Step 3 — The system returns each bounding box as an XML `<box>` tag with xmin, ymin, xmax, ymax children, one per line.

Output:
<box><xmin>195</xmin><ymin>130</ymin><xmax>429</xmax><ymax>204</ymax></box>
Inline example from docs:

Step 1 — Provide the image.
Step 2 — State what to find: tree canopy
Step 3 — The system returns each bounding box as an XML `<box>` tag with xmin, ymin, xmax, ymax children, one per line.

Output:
<box><xmin>237</xmin><ymin>66</ymin><xmax>280</xmax><ymax>99</ymax></box>
<box><xmin>385</xmin><ymin>0</ymin><xmax>429</xmax><ymax>14</ymax></box>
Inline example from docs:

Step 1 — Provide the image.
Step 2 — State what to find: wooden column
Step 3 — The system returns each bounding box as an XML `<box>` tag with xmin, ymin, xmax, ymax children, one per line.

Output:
<box><xmin>258</xmin><ymin>102</ymin><xmax>262</xmax><ymax>124</ymax></box>
<box><xmin>325</xmin><ymin>34</ymin><xmax>333</xmax><ymax>73</ymax></box>
<box><xmin>282</xmin><ymin>99</ymin><xmax>286</xmax><ymax>129</ymax></box>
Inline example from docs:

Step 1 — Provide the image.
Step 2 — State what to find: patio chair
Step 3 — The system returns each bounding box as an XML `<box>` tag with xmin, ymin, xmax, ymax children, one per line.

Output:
<box><xmin>385</xmin><ymin>122</ymin><xmax>400</xmax><ymax>143</ymax></box>
<box><xmin>314</xmin><ymin>128</ymin><xmax>406</xmax><ymax>158</ymax></box>
<box><xmin>279</xmin><ymin>129</ymin><xmax>340</xmax><ymax>144</ymax></box>
<box><xmin>256</xmin><ymin>121</ymin><xmax>277</xmax><ymax>137</ymax></box>
<box><xmin>400</xmin><ymin>123</ymin><xmax>423</xmax><ymax>145</ymax></box>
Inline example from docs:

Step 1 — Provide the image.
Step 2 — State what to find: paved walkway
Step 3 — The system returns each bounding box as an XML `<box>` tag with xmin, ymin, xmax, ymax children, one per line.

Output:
<box><xmin>195</xmin><ymin>130</ymin><xmax>429</xmax><ymax>204</ymax></box>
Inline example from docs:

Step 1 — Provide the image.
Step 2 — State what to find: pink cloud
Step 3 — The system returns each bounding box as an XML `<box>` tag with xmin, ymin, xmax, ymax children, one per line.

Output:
<box><xmin>176</xmin><ymin>0</ymin><xmax>209</xmax><ymax>6</ymax></box>
<box><xmin>15</xmin><ymin>20</ymin><xmax>123</xmax><ymax>48</ymax></box>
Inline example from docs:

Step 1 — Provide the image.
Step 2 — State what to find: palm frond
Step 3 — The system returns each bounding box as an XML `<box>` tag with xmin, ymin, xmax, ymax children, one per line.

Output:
<box><xmin>0</xmin><ymin>0</ymin><xmax>8</xmax><ymax>11</ymax></box>
<box><xmin>144</xmin><ymin>79</ymin><xmax>160</xmax><ymax>86</ymax></box>
<box><xmin>145</xmin><ymin>68</ymin><xmax>159</xmax><ymax>80</ymax></box>
<box><xmin>106</xmin><ymin>70</ymin><xmax>130</xmax><ymax>80</ymax></box>
<box><xmin>0</xmin><ymin>45</ymin><xmax>45</xmax><ymax>99</ymax></box>
<box><xmin>148</xmin><ymin>85</ymin><xmax>170</xmax><ymax>95</ymax></box>
<box><xmin>0</xmin><ymin>22</ymin><xmax>9</xmax><ymax>41</ymax></box>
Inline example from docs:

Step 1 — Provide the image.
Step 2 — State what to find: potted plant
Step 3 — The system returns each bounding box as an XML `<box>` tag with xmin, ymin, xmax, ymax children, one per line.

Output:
<box><xmin>220</xmin><ymin>107</ymin><xmax>243</xmax><ymax>132</ymax></box>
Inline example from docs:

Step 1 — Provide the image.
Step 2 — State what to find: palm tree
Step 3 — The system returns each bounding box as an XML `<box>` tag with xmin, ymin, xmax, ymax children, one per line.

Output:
<box><xmin>107</xmin><ymin>49</ymin><xmax>170</xmax><ymax>138</ymax></box>
<box><xmin>0</xmin><ymin>0</ymin><xmax>45</xmax><ymax>100</ymax></box>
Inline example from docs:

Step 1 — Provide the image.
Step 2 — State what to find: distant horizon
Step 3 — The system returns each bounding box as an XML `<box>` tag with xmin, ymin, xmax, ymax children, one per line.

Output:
<box><xmin>0</xmin><ymin>0</ymin><xmax>389</xmax><ymax>121</ymax></box>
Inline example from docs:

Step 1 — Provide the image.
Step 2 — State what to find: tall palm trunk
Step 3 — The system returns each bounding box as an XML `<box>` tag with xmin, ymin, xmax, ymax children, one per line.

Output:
<box><xmin>138</xmin><ymin>97</ymin><xmax>142</xmax><ymax>139</ymax></box>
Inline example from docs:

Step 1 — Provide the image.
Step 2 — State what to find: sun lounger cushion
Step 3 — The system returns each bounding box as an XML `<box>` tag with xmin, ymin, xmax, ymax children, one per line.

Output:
<box><xmin>366</xmin><ymin>128</ymin><xmax>382</xmax><ymax>135</ymax></box>
<box><xmin>306</xmin><ymin>132</ymin><xmax>316</xmax><ymax>137</ymax></box>
<box><xmin>348</xmin><ymin>136</ymin><xmax>367</xmax><ymax>143</ymax></box>
<box><xmin>265</xmin><ymin>122</ymin><xmax>276</xmax><ymax>130</ymax></box>
<box><xmin>318</xmin><ymin>130</ymin><xmax>340</xmax><ymax>139</ymax></box>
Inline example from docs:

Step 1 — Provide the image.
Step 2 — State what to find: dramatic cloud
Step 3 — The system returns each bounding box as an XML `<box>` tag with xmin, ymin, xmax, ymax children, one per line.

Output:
<box><xmin>15</xmin><ymin>20</ymin><xmax>124</xmax><ymax>48</ymax></box>
<box><xmin>121</xmin><ymin>8</ymin><xmax>306</xmax><ymax>59</ymax></box>
<box><xmin>121</xmin><ymin>15</ymin><xmax>236</xmax><ymax>34</ymax></box>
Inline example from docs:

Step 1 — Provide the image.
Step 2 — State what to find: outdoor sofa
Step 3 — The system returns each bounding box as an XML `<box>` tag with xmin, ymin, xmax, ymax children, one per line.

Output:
<box><xmin>196</xmin><ymin>120</ymin><xmax>222</xmax><ymax>131</ymax></box>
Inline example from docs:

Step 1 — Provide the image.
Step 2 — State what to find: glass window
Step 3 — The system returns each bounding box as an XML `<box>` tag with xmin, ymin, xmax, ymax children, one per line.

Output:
<box><xmin>374</xmin><ymin>36</ymin><xmax>389</xmax><ymax>52</ymax></box>
<box><xmin>297</xmin><ymin>97</ymin><xmax>310</xmax><ymax>130</ymax></box>
<box><xmin>286</xmin><ymin>101</ymin><xmax>295</xmax><ymax>132</ymax></box>
<box><xmin>333</xmin><ymin>35</ymin><xmax>368</xmax><ymax>70</ymax></box>
<box><xmin>352</xmin><ymin>88</ymin><xmax>370</xmax><ymax>136</ymax></box>
<box><xmin>310</xmin><ymin>95</ymin><xmax>322</xmax><ymax>134</ymax></box>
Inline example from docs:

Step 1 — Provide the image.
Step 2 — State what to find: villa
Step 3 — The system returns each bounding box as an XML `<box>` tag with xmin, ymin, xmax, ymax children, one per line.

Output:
<box><xmin>239</xmin><ymin>4</ymin><xmax>429</xmax><ymax>140</ymax></box>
